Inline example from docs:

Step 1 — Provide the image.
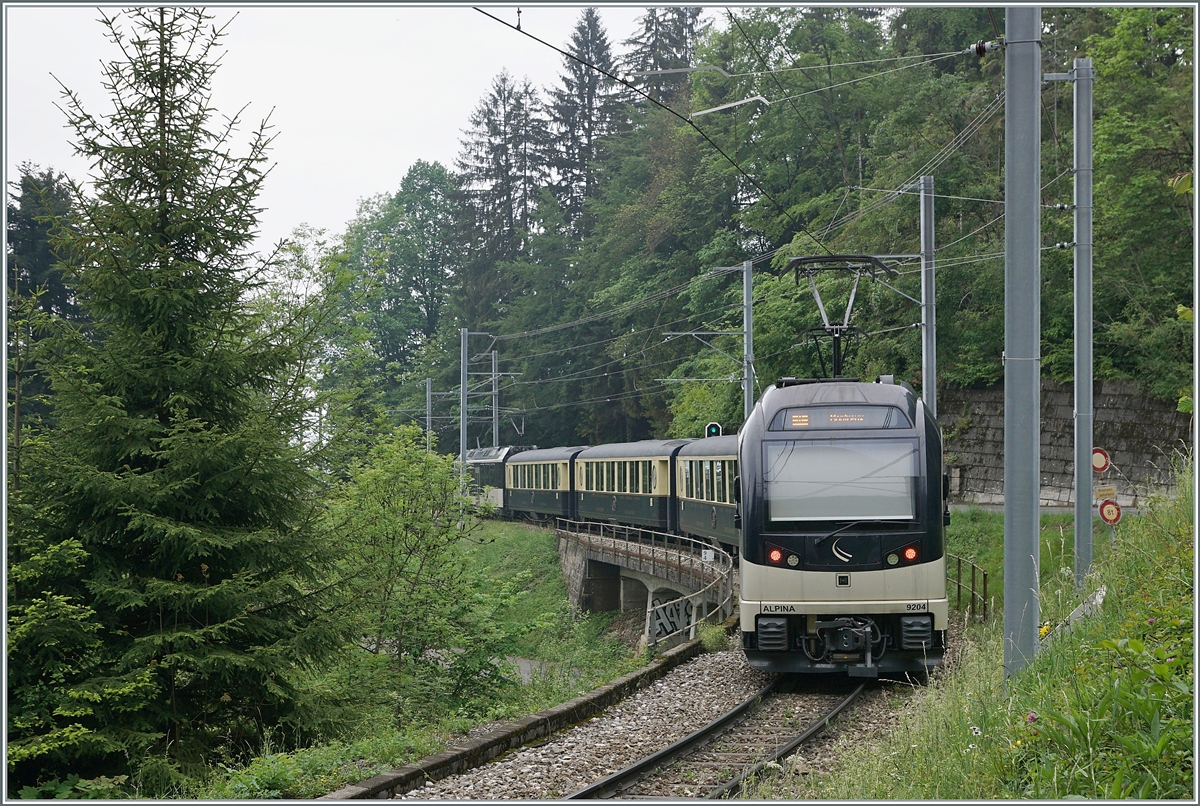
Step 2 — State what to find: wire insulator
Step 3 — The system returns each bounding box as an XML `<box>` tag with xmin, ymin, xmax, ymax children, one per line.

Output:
<box><xmin>967</xmin><ymin>39</ymin><xmax>1002</xmax><ymax>57</ymax></box>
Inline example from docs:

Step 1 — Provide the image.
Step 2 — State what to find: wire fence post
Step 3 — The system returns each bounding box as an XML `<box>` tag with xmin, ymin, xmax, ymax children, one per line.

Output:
<box><xmin>956</xmin><ymin>555</ymin><xmax>963</xmax><ymax>610</ymax></box>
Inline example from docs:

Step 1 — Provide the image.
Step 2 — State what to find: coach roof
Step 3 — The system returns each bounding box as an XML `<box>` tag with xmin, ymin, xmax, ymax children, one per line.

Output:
<box><xmin>508</xmin><ymin>446</ymin><xmax>589</xmax><ymax>463</ymax></box>
<box><xmin>677</xmin><ymin>434</ymin><xmax>738</xmax><ymax>457</ymax></box>
<box><xmin>577</xmin><ymin>439</ymin><xmax>693</xmax><ymax>460</ymax></box>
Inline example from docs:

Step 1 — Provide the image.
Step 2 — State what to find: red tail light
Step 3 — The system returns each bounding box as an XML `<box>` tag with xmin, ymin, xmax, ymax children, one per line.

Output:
<box><xmin>768</xmin><ymin>548</ymin><xmax>784</xmax><ymax>564</ymax></box>
<box><xmin>903</xmin><ymin>546</ymin><xmax>919</xmax><ymax>562</ymax></box>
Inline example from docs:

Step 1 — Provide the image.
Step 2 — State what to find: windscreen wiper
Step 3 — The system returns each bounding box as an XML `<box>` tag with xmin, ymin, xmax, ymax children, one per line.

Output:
<box><xmin>813</xmin><ymin>520</ymin><xmax>885</xmax><ymax>547</ymax></box>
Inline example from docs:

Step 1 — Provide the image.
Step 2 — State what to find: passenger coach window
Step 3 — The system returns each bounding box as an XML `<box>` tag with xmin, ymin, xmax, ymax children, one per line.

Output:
<box><xmin>715</xmin><ymin>461</ymin><xmax>726</xmax><ymax>503</ymax></box>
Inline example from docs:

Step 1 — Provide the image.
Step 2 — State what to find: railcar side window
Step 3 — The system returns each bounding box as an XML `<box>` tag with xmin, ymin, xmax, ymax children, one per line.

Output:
<box><xmin>715</xmin><ymin>460</ymin><xmax>726</xmax><ymax>503</ymax></box>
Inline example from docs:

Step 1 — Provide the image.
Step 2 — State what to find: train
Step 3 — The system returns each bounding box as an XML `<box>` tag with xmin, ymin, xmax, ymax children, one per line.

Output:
<box><xmin>466</xmin><ymin>374</ymin><xmax>948</xmax><ymax>678</ymax></box>
<box><xmin>467</xmin><ymin>437</ymin><xmax>739</xmax><ymax>552</ymax></box>
<box><xmin>738</xmin><ymin>375</ymin><xmax>949</xmax><ymax>678</ymax></box>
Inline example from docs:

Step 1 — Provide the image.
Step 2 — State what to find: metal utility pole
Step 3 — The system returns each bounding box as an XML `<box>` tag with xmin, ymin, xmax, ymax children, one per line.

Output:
<box><xmin>491</xmin><ymin>350</ymin><xmax>499</xmax><ymax>448</ymax></box>
<box><xmin>460</xmin><ymin>328</ymin><xmax>468</xmax><ymax>465</ymax></box>
<box><xmin>1073</xmin><ymin>58</ymin><xmax>1095</xmax><ymax>589</ymax></box>
<box><xmin>919</xmin><ymin>175</ymin><xmax>937</xmax><ymax>419</ymax></box>
<box><xmin>1048</xmin><ymin>59</ymin><xmax>1095</xmax><ymax>588</ymax></box>
<box><xmin>672</xmin><ymin>261</ymin><xmax>757</xmax><ymax>423</ymax></box>
<box><xmin>425</xmin><ymin>377</ymin><xmax>433</xmax><ymax>450</ymax></box>
<box><xmin>742</xmin><ymin>260</ymin><xmax>755</xmax><ymax>420</ymax></box>
<box><xmin>1003</xmin><ymin>6</ymin><xmax>1042</xmax><ymax>677</ymax></box>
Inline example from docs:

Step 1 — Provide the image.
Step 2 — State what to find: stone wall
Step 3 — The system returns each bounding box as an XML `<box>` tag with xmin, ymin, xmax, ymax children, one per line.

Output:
<box><xmin>939</xmin><ymin>379</ymin><xmax>1192</xmax><ymax>508</ymax></box>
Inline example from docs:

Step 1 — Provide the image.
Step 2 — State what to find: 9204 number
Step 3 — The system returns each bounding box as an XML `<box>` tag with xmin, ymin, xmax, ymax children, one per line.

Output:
<box><xmin>905</xmin><ymin>602</ymin><xmax>928</xmax><ymax>611</ymax></box>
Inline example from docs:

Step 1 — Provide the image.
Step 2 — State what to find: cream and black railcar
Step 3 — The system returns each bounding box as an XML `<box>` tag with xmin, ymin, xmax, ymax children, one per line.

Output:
<box><xmin>575</xmin><ymin>440</ymin><xmax>691</xmax><ymax>532</ymax></box>
<box><xmin>675</xmin><ymin>435</ymin><xmax>739</xmax><ymax>553</ymax></box>
<box><xmin>739</xmin><ymin>376</ymin><xmax>950</xmax><ymax>678</ymax></box>
<box><xmin>466</xmin><ymin>446</ymin><xmax>527</xmax><ymax>509</ymax></box>
<box><xmin>506</xmin><ymin>446</ymin><xmax>588</xmax><ymax>522</ymax></box>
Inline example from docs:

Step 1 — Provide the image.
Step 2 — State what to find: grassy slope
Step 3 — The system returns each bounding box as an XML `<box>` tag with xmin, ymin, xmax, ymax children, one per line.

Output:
<box><xmin>196</xmin><ymin>520</ymin><xmax>641</xmax><ymax>799</ymax></box>
<box><xmin>745</xmin><ymin>464</ymin><xmax>1194</xmax><ymax>800</ymax></box>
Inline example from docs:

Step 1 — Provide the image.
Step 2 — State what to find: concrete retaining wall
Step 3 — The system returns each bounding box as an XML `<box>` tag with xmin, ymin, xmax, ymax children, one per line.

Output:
<box><xmin>940</xmin><ymin>378</ymin><xmax>1192</xmax><ymax>508</ymax></box>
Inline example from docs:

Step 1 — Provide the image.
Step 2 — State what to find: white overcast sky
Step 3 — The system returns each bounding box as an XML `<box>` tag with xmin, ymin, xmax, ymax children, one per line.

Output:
<box><xmin>4</xmin><ymin>3</ymin><xmax>661</xmax><ymax>252</ymax></box>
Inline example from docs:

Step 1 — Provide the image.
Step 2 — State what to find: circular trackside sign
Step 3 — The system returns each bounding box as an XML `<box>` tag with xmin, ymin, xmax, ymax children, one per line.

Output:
<box><xmin>1091</xmin><ymin>448</ymin><xmax>1111</xmax><ymax>473</ymax></box>
<box><xmin>1098</xmin><ymin>499</ymin><xmax>1122</xmax><ymax>525</ymax></box>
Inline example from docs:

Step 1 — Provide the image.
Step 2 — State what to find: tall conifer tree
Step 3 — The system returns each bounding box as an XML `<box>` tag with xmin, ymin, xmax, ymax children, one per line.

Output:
<box><xmin>455</xmin><ymin>71</ymin><xmax>549</xmax><ymax>327</ymax></box>
<box><xmin>8</xmin><ymin>8</ymin><xmax>340</xmax><ymax>787</ymax></box>
<box><xmin>547</xmin><ymin>8</ymin><xmax>620</xmax><ymax>237</ymax></box>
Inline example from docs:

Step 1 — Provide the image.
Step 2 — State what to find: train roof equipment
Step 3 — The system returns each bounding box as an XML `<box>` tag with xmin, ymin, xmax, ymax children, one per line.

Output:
<box><xmin>786</xmin><ymin>255</ymin><xmax>905</xmax><ymax>379</ymax></box>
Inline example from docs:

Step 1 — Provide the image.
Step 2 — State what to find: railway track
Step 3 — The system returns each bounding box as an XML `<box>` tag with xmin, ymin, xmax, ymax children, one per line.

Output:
<box><xmin>566</xmin><ymin>677</ymin><xmax>864</xmax><ymax>800</ymax></box>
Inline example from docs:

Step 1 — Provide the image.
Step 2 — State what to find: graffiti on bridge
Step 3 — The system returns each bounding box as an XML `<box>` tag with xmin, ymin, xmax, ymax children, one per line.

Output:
<box><xmin>651</xmin><ymin>595</ymin><xmax>694</xmax><ymax>639</ymax></box>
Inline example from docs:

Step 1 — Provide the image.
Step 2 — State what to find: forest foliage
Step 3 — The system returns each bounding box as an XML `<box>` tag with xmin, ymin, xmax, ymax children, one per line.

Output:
<box><xmin>324</xmin><ymin>5</ymin><xmax>1191</xmax><ymax>447</ymax></box>
<box><xmin>5</xmin><ymin>5</ymin><xmax>1193</xmax><ymax>797</ymax></box>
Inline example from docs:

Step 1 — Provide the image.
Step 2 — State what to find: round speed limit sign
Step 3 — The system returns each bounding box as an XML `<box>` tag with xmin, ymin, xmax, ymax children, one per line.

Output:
<box><xmin>1098</xmin><ymin>499</ymin><xmax>1122</xmax><ymax>525</ymax></box>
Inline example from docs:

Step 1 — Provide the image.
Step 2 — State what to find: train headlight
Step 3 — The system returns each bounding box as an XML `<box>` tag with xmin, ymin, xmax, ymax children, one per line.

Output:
<box><xmin>768</xmin><ymin>548</ymin><xmax>784</xmax><ymax>564</ymax></box>
<box><xmin>886</xmin><ymin>552</ymin><xmax>899</xmax><ymax>566</ymax></box>
<box><xmin>903</xmin><ymin>546</ymin><xmax>919</xmax><ymax>563</ymax></box>
<box><xmin>786</xmin><ymin>553</ymin><xmax>800</xmax><ymax>567</ymax></box>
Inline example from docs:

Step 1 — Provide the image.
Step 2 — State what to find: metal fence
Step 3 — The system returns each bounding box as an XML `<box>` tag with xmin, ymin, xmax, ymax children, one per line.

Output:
<box><xmin>946</xmin><ymin>552</ymin><xmax>989</xmax><ymax>620</ymax></box>
<box><xmin>555</xmin><ymin>519</ymin><xmax>735</xmax><ymax>647</ymax></box>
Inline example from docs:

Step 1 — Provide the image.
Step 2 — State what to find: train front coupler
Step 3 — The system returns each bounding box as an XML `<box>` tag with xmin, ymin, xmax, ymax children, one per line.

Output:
<box><xmin>815</xmin><ymin>616</ymin><xmax>882</xmax><ymax>678</ymax></box>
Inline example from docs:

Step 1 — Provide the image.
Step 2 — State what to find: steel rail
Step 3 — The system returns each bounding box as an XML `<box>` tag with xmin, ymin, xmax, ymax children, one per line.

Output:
<box><xmin>564</xmin><ymin>678</ymin><xmax>780</xmax><ymax>800</ymax></box>
<box><xmin>565</xmin><ymin>680</ymin><xmax>864</xmax><ymax>800</ymax></box>
<box><xmin>708</xmin><ymin>682</ymin><xmax>865</xmax><ymax>799</ymax></box>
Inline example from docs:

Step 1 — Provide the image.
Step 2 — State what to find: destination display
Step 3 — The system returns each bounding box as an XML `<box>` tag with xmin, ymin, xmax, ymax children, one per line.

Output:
<box><xmin>769</xmin><ymin>405</ymin><xmax>911</xmax><ymax>431</ymax></box>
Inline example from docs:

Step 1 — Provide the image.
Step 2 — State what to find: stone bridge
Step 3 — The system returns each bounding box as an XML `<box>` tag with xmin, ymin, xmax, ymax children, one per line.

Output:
<box><xmin>556</xmin><ymin>519</ymin><xmax>734</xmax><ymax>650</ymax></box>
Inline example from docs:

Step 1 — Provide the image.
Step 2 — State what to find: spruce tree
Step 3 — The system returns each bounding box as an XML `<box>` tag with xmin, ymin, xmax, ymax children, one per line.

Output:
<box><xmin>621</xmin><ymin>7</ymin><xmax>704</xmax><ymax>103</ymax></box>
<box><xmin>546</xmin><ymin>8</ymin><xmax>620</xmax><ymax>237</ymax></box>
<box><xmin>455</xmin><ymin>71</ymin><xmax>549</xmax><ymax>328</ymax></box>
<box><xmin>8</xmin><ymin>8</ymin><xmax>340</xmax><ymax>788</ymax></box>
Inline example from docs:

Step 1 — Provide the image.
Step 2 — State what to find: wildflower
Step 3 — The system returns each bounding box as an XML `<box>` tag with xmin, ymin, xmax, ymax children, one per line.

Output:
<box><xmin>1039</xmin><ymin>623</ymin><xmax>1051</xmax><ymax>638</ymax></box>
<box><xmin>971</xmin><ymin>726</ymin><xmax>982</xmax><ymax>736</ymax></box>
<box><xmin>1147</xmin><ymin>618</ymin><xmax>1156</xmax><ymax>624</ymax></box>
<box><xmin>1026</xmin><ymin>712</ymin><xmax>1038</xmax><ymax>723</ymax></box>
<box><xmin>968</xmin><ymin>743</ymin><xmax>977</xmax><ymax>750</ymax></box>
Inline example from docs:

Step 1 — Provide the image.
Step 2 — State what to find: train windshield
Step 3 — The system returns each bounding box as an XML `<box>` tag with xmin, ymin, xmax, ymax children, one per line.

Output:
<box><xmin>762</xmin><ymin>438</ymin><xmax>919</xmax><ymax>522</ymax></box>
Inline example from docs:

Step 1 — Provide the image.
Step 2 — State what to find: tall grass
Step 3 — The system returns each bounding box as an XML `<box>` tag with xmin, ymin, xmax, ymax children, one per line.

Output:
<box><xmin>744</xmin><ymin>459</ymin><xmax>1194</xmax><ymax>800</ymax></box>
